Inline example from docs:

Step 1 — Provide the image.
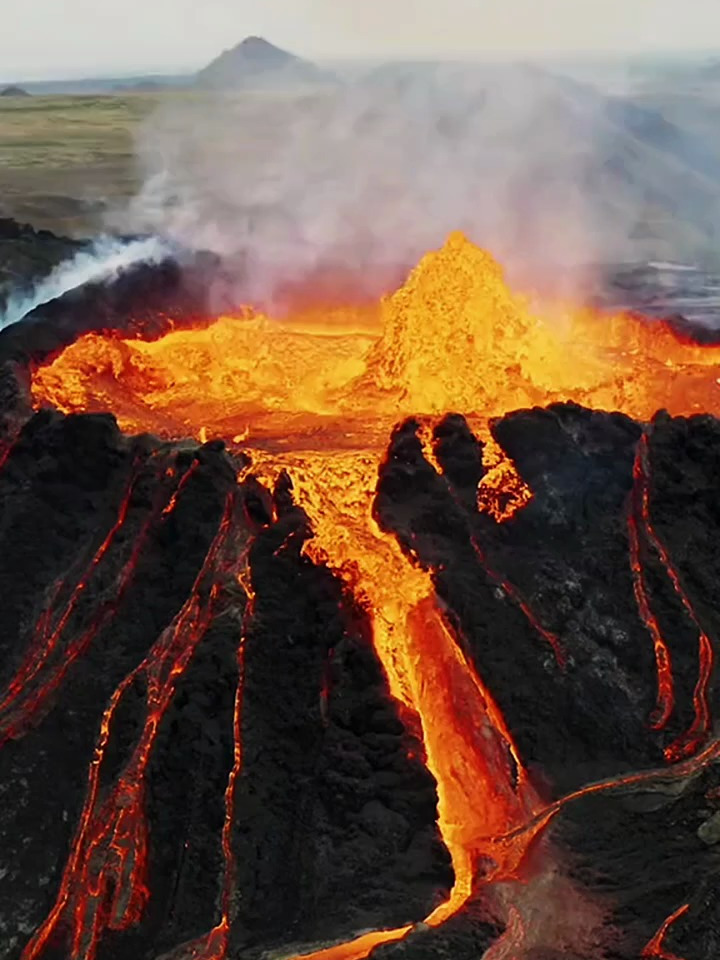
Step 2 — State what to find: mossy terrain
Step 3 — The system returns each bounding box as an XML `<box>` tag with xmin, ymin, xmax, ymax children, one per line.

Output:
<box><xmin>0</xmin><ymin>93</ymin><xmax>164</xmax><ymax>235</ymax></box>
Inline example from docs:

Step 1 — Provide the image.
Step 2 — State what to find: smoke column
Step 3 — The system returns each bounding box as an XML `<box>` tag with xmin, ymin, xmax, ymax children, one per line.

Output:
<box><xmin>108</xmin><ymin>63</ymin><xmax>604</xmax><ymax>306</ymax></box>
<box><xmin>0</xmin><ymin>236</ymin><xmax>171</xmax><ymax>330</ymax></box>
<box><xmin>104</xmin><ymin>50</ymin><xmax>720</xmax><ymax>311</ymax></box>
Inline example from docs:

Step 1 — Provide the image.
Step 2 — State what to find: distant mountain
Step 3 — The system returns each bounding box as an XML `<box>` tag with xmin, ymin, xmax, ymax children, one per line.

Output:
<box><xmin>0</xmin><ymin>85</ymin><xmax>30</xmax><ymax>97</ymax></box>
<box><xmin>0</xmin><ymin>75</ymin><xmax>191</xmax><ymax>96</ymax></box>
<box><xmin>112</xmin><ymin>79</ymin><xmax>171</xmax><ymax>93</ymax></box>
<box><xmin>195</xmin><ymin>36</ymin><xmax>333</xmax><ymax>90</ymax></box>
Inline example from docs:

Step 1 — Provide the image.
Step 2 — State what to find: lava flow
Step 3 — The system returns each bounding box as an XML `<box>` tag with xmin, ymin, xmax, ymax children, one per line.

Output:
<box><xmin>642</xmin><ymin>904</ymin><xmax>691</xmax><ymax>960</ymax></box>
<box><xmin>630</xmin><ymin>431</ymin><xmax>716</xmax><ymax>760</ymax></box>
<box><xmin>0</xmin><ymin>454</ymin><xmax>180</xmax><ymax>744</ymax></box>
<box><xmin>31</xmin><ymin>231</ymin><xmax>720</xmax><ymax>440</ymax></box>
<box><xmin>20</xmin><ymin>232</ymin><xmax>720</xmax><ymax>959</ymax></box>
<box><xmin>20</xmin><ymin>490</ymin><xmax>247</xmax><ymax>960</ymax></box>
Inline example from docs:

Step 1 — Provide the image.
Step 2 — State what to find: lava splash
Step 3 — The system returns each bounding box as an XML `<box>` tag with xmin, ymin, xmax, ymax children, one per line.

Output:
<box><xmin>31</xmin><ymin>231</ymin><xmax>720</xmax><ymax>444</ymax></box>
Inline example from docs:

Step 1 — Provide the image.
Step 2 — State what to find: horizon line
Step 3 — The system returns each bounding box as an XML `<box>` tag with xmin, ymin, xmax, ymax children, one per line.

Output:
<box><xmin>4</xmin><ymin>44</ymin><xmax>720</xmax><ymax>86</ymax></box>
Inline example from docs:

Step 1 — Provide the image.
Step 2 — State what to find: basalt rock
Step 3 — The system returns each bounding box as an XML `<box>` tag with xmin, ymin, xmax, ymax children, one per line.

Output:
<box><xmin>0</xmin><ymin>218</ymin><xmax>86</xmax><ymax>316</ymax></box>
<box><xmin>1</xmin><ymin>396</ymin><xmax>719</xmax><ymax>958</ymax></box>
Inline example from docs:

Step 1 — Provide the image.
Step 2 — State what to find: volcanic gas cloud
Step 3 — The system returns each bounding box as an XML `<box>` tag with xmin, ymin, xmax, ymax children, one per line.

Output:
<box><xmin>2</xmin><ymin>232</ymin><xmax>720</xmax><ymax>960</ymax></box>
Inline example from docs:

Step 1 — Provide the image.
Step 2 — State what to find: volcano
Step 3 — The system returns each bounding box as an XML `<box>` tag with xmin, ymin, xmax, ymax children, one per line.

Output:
<box><xmin>195</xmin><ymin>37</ymin><xmax>332</xmax><ymax>90</ymax></box>
<box><xmin>1</xmin><ymin>232</ymin><xmax>720</xmax><ymax>960</ymax></box>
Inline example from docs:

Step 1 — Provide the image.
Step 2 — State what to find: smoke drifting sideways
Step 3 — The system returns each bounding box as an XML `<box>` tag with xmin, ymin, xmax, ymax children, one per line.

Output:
<box><xmin>0</xmin><ymin>236</ymin><xmax>172</xmax><ymax>330</ymax></box>
<box><xmin>106</xmin><ymin>59</ymin><xmax>718</xmax><ymax>312</ymax></box>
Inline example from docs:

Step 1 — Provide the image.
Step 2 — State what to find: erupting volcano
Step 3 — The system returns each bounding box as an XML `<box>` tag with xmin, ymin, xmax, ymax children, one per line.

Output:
<box><xmin>2</xmin><ymin>232</ymin><xmax>720</xmax><ymax>960</ymax></box>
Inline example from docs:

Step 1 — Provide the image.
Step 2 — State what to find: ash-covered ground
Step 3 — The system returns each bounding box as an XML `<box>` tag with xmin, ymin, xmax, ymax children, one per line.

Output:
<box><xmin>1</xmin><ymin>221</ymin><xmax>720</xmax><ymax>960</ymax></box>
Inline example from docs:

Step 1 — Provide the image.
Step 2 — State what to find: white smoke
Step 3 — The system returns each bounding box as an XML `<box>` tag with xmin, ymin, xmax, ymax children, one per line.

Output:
<box><xmin>0</xmin><ymin>235</ymin><xmax>172</xmax><ymax>330</ymax></box>
<box><xmin>104</xmin><ymin>57</ymin><xmax>720</xmax><ymax>310</ymax></box>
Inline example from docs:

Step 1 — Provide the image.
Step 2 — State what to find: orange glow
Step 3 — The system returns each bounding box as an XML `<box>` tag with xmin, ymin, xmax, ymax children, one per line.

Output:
<box><xmin>20</xmin><ymin>493</ymin><xmax>241</xmax><ymax>960</ymax></box>
<box><xmin>628</xmin><ymin>437</ymin><xmax>676</xmax><ymax>731</ymax></box>
<box><xmin>0</xmin><ymin>456</ymin><xmax>186</xmax><ymax>744</ymax></box>
<box><xmin>25</xmin><ymin>233</ymin><xmax>720</xmax><ymax>959</ymax></box>
<box><xmin>642</xmin><ymin>903</ymin><xmax>690</xmax><ymax>960</ymax></box>
<box><xmin>477</xmin><ymin>436</ymin><xmax>534</xmax><ymax>523</ymax></box>
<box><xmin>0</xmin><ymin>464</ymin><xmax>139</xmax><ymax>740</ymax></box>
<box><xmin>248</xmin><ymin>449</ymin><xmax>542</xmax><ymax>955</ymax></box>
<box><xmin>289</xmin><ymin>927</ymin><xmax>413</xmax><ymax>960</ymax></box>
<box><xmin>186</xmin><ymin>546</ymin><xmax>257</xmax><ymax>960</ymax></box>
<box><xmin>31</xmin><ymin>232</ymin><xmax>720</xmax><ymax>443</ymax></box>
<box><xmin>630</xmin><ymin>432</ymin><xmax>716</xmax><ymax>759</ymax></box>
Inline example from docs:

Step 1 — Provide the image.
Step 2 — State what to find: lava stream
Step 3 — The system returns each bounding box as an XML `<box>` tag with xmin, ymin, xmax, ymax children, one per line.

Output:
<box><xmin>636</xmin><ymin>432</ymin><xmax>715</xmax><ymax>761</ymax></box>
<box><xmin>630</xmin><ymin>432</ymin><xmax>716</xmax><ymax>759</ymax></box>
<box><xmin>251</xmin><ymin>449</ymin><xmax>543</xmax><ymax>960</ymax></box>
<box><xmin>628</xmin><ymin>440</ymin><xmax>675</xmax><ymax>730</ymax></box>
<box><xmin>0</xmin><ymin>438</ymin><xmax>13</xmax><ymax>473</ymax></box>
<box><xmin>484</xmin><ymin>734</ymin><xmax>720</xmax><ymax>855</ymax></box>
<box><xmin>0</xmin><ymin>459</ymin><xmax>142</xmax><ymax>741</ymax></box>
<box><xmin>0</xmin><ymin>456</ymin><xmax>203</xmax><ymax>743</ymax></box>
<box><xmin>642</xmin><ymin>903</ymin><xmax>690</xmax><ymax>960</ymax></box>
<box><xmin>21</xmin><ymin>491</ymin><xmax>241</xmax><ymax>960</ymax></box>
<box><xmin>177</xmin><ymin>539</ymin><xmax>257</xmax><ymax>960</ymax></box>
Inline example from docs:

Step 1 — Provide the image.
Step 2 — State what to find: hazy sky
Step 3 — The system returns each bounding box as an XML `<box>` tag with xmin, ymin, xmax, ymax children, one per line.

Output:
<box><xmin>4</xmin><ymin>0</ymin><xmax>720</xmax><ymax>80</ymax></box>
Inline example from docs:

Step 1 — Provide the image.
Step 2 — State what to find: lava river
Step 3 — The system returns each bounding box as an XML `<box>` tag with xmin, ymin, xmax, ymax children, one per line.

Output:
<box><xmin>20</xmin><ymin>231</ymin><xmax>720</xmax><ymax>960</ymax></box>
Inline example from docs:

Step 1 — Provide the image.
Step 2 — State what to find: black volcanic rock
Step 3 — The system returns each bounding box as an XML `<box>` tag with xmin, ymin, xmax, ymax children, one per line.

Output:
<box><xmin>2</xmin><ymin>395</ymin><xmax>720</xmax><ymax>957</ymax></box>
<box><xmin>0</xmin><ymin>218</ymin><xmax>85</xmax><ymax>316</ymax></box>
<box><xmin>0</xmin><ymin>412</ymin><xmax>451</xmax><ymax>960</ymax></box>
<box><xmin>3</xmin><ymin>249</ymin><xmax>720</xmax><ymax>956</ymax></box>
<box><xmin>374</xmin><ymin>409</ymin><xmax>660</xmax><ymax>792</ymax></box>
<box><xmin>373</xmin><ymin>407</ymin><xmax>720</xmax><ymax>958</ymax></box>
<box><xmin>0</xmin><ymin>250</ymin><xmax>226</xmax><ymax>367</ymax></box>
<box><xmin>195</xmin><ymin>36</ymin><xmax>332</xmax><ymax>89</ymax></box>
<box><xmin>227</xmin><ymin>504</ymin><xmax>451</xmax><ymax>954</ymax></box>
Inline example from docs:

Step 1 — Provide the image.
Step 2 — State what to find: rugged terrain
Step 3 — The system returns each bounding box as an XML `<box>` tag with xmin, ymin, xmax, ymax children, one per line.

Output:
<box><xmin>1</xmin><ymin>236</ymin><xmax>720</xmax><ymax>960</ymax></box>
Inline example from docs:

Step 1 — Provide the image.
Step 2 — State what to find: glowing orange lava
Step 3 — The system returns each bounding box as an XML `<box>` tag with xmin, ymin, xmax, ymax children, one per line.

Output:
<box><xmin>642</xmin><ymin>903</ymin><xmax>690</xmax><ymax>960</ymax></box>
<box><xmin>20</xmin><ymin>491</ymin><xmax>244</xmax><ymax>960</ymax></box>
<box><xmin>628</xmin><ymin>437</ymin><xmax>676</xmax><ymax>731</ymax></box>
<box><xmin>24</xmin><ymin>233</ymin><xmax>720</xmax><ymax>959</ymax></box>
<box><xmin>630</xmin><ymin>432</ymin><xmax>716</xmax><ymax>760</ymax></box>
<box><xmin>31</xmin><ymin>232</ymin><xmax>720</xmax><ymax>443</ymax></box>
<box><xmin>0</xmin><ymin>455</ymin><xmax>180</xmax><ymax>744</ymax></box>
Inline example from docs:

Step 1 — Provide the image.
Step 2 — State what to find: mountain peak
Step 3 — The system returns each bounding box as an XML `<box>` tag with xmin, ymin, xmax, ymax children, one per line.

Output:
<box><xmin>195</xmin><ymin>36</ymin><xmax>332</xmax><ymax>89</ymax></box>
<box><xmin>239</xmin><ymin>36</ymin><xmax>275</xmax><ymax>48</ymax></box>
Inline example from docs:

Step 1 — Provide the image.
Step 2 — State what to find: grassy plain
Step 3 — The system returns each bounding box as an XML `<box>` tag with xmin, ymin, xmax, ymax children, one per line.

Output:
<box><xmin>0</xmin><ymin>93</ymin><xmax>164</xmax><ymax>235</ymax></box>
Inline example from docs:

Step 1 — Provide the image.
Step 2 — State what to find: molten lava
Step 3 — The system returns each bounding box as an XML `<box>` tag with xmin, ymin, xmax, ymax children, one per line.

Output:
<box><xmin>0</xmin><ymin>455</ymin><xmax>179</xmax><ymax>744</ymax></box>
<box><xmin>642</xmin><ymin>904</ymin><xmax>690</xmax><ymax>960</ymax></box>
<box><xmin>20</xmin><ymin>490</ymin><xmax>247</xmax><ymax>960</ymax></box>
<box><xmin>17</xmin><ymin>233</ymin><xmax>720</xmax><ymax>959</ymax></box>
<box><xmin>630</xmin><ymin>432</ymin><xmax>716</xmax><ymax>761</ymax></box>
<box><xmin>31</xmin><ymin>231</ymin><xmax>720</xmax><ymax>441</ymax></box>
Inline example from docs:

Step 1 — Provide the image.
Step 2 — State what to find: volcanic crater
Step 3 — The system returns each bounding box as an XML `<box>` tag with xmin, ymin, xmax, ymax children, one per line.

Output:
<box><xmin>1</xmin><ymin>231</ymin><xmax>720</xmax><ymax>960</ymax></box>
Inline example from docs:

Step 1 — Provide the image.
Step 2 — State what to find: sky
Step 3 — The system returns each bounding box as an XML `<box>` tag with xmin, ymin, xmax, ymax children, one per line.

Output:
<box><xmin>3</xmin><ymin>0</ymin><xmax>720</xmax><ymax>80</ymax></box>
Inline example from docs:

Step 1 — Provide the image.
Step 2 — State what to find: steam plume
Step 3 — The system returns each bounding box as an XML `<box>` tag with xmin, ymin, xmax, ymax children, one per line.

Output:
<box><xmin>104</xmin><ymin>56</ymin><xmax>720</xmax><ymax>309</ymax></box>
<box><xmin>0</xmin><ymin>236</ymin><xmax>171</xmax><ymax>330</ymax></box>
